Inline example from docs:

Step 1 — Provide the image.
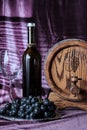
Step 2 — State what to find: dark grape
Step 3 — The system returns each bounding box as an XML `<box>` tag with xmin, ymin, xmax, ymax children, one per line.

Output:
<box><xmin>28</xmin><ymin>106</ymin><xmax>34</xmax><ymax>113</ymax></box>
<box><xmin>26</xmin><ymin>114</ymin><xmax>30</xmax><ymax>119</ymax></box>
<box><xmin>44</xmin><ymin>111</ymin><xmax>51</xmax><ymax>118</ymax></box>
<box><xmin>26</xmin><ymin>99</ymin><xmax>31</xmax><ymax>105</ymax></box>
<box><xmin>26</xmin><ymin>105</ymin><xmax>31</xmax><ymax>110</ymax></box>
<box><xmin>10</xmin><ymin>109</ymin><xmax>17</xmax><ymax>116</ymax></box>
<box><xmin>29</xmin><ymin>112</ymin><xmax>36</xmax><ymax>119</ymax></box>
<box><xmin>32</xmin><ymin>103</ymin><xmax>35</xmax><ymax>107</ymax></box>
<box><xmin>31</xmin><ymin>97</ymin><xmax>39</xmax><ymax>104</ymax></box>
<box><xmin>5</xmin><ymin>103</ymin><xmax>11</xmax><ymax>110</ymax></box>
<box><xmin>11</xmin><ymin>103</ymin><xmax>19</xmax><ymax>110</ymax></box>
<box><xmin>20</xmin><ymin>97</ymin><xmax>27</xmax><ymax>105</ymax></box>
<box><xmin>21</xmin><ymin>103</ymin><xmax>26</xmax><ymax>108</ymax></box>
<box><xmin>34</xmin><ymin>102</ymin><xmax>41</xmax><ymax>107</ymax></box>
<box><xmin>6</xmin><ymin>110</ymin><xmax>12</xmax><ymax>116</ymax></box>
<box><xmin>0</xmin><ymin>96</ymin><xmax>57</xmax><ymax>120</ymax></box>
<box><xmin>41</xmin><ymin>104</ymin><xmax>47</xmax><ymax>112</ymax></box>
<box><xmin>48</xmin><ymin>104</ymin><xmax>56</xmax><ymax>111</ymax></box>
<box><xmin>12</xmin><ymin>99</ymin><xmax>20</xmax><ymax>104</ymax></box>
<box><xmin>18</xmin><ymin>110</ymin><xmax>25</xmax><ymax>118</ymax></box>
<box><xmin>43</xmin><ymin>98</ymin><xmax>50</xmax><ymax>105</ymax></box>
<box><xmin>0</xmin><ymin>108</ymin><xmax>6</xmax><ymax>115</ymax></box>
<box><xmin>6</xmin><ymin>109</ymin><xmax>17</xmax><ymax>117</ymax></box>
<box><xmin>28</xmin><ymin>96</ymin><xmax>33</xmax><ymax>100</ymax></box>
<box><xmin>34</xmin><ymin>107</ymin><xmax>41</xmax><ymax>114</ymax></box>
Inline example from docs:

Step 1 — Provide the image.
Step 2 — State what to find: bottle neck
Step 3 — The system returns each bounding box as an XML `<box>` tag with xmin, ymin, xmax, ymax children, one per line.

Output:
<box><xmin>28</xmin><ymin>25</ymin><xmax>36</xmax><ymax>46</ymax></box>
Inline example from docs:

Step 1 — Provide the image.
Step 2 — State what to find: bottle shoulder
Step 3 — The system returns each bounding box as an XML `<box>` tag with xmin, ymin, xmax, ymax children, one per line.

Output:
<box><xmin>23</xmin><ymin>46</ymin><xmax>41</xmax><ymax>58</ymax></box>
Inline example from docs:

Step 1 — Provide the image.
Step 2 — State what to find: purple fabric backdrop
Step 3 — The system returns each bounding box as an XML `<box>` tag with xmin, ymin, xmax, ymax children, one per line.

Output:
<box><xmin>0</xmin><ymin>0</ymin><xmax>87</xmax><ymax>129</ymax></box>
<box><xmin>0</xmin><ymin>0</ymin><xmax>87</xmax><ymax>99</ymax></box>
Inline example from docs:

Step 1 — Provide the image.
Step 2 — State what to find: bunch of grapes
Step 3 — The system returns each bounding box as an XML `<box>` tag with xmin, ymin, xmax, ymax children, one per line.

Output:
<box><xmin>0</xmin><ymin>96</ymin><xmax>56</xmax><ymax>120</ymax></box>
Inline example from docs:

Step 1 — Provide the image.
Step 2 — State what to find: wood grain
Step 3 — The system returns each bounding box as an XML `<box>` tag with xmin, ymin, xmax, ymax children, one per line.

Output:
<box><xmin>45</xmin><ymin>39</ymin><xmax>87</xmax><ymax>109</ymax></box>
<box><xmin>49</xmin><ymin>92</ymin><xmax>87</xmax><ymax>111</ymax></box>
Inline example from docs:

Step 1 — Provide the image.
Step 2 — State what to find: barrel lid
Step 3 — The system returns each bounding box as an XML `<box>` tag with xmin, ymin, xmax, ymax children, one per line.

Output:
<box><xmin>44</xmin><ymin>39</ymin><xmax>87</xmax><ymax>101</ymax></box>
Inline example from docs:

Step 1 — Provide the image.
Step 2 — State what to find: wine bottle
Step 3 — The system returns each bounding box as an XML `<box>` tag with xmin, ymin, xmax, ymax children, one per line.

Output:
<box><xmin>22</xmin><ymin>23</ymin><xmax>42</xmax><ymax>97</ymax></box>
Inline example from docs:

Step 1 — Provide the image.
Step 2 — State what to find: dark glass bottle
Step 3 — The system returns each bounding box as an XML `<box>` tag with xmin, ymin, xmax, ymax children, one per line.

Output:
<box><xmin>22</xmin><ymin>23</ymin><xmax>42</xmax><ymax>97</ymax></box>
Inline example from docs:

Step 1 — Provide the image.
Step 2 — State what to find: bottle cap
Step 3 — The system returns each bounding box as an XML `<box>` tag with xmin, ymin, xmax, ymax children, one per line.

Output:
<box><xmin>27</xmin><ymin>23</ymin><xmax>35</xmax><ymax>27</ymax></box>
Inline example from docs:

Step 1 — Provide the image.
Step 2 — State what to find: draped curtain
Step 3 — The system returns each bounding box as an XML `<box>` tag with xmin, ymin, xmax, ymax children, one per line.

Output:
<box><xmin>0</xmin><ymin>0</ymin><xmax>87</xmax><ymax>98</ymax></box>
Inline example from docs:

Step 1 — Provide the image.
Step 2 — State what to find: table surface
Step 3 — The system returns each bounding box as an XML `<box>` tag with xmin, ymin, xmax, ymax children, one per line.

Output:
<box><xmin>0</xmin><ymin>108</ymin><xmax>87</xmax><ymax>130</ymax></box>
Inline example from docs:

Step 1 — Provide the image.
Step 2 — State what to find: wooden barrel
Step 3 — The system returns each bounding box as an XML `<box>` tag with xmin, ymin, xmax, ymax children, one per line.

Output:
<box><xmin>44</xmin><ymin>39</ymin><xmax>87</xmax><ymax>102</ymax></box>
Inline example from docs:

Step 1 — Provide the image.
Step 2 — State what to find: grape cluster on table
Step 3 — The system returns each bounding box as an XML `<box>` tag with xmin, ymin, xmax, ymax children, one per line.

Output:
<box><xmin>0</xmin><ymin>96</ymin><xmax>56</xmax><ymax>120</ymax></box>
